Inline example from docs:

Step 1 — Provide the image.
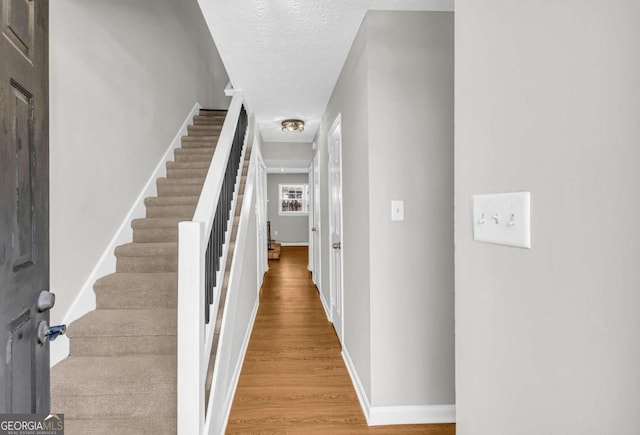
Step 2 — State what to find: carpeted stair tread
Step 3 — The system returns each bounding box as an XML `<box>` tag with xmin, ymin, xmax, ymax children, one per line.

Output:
<box><xmin>115</xmin><ymin>243</ymin><xmax>177</xmax><ymax>273</ymax></box>
<box><xmin>51</xmin><ymin>356</ymin><xmax>175</xmax><ymax>419</ymax></box>
<box><xmin>145</xmin><ymin>196</ymin><xmax>198</xmax><ymax>219</ymax></box>
<box><xmin>52</xmin><ymin>355</ymin><xmax>175</xmax><ymax>397</ymax></box>
<box><xmin>198</xmin><ymin>108</ymin><xmax>226</xmax><ymax>115</ymax></box>
<box><xmin>166</xmin><ymin>161</ymin><xmax>210</xmax><ymax>169</ymax></box>
<box><xmin>94</xmin><ymin>272</ymin><xmax>177</xmax><ymax>310</ymax></box>
<box><xmin>187</xmin><ymin>125</ymin><xmax>223</xmax><ymax>136</ymax></box>
<box><xmin>63</xmin><ymin>417</ymin><xmax>176</xmax><ymax>435</ymax></box>
<box><xmin>144</xmin><ymin>196</ymin><xmax>198</xmax><ymax>207</ymax></box>
<box><xmin>181</xmin><ymin>136</ymin><xmax>219</xmax><ymax>147</ymax></box>
<box><xmin>156</xmin><ymin>184</ymin><xmax>203</xmax><ymax>198</ymax></box>
<box><xmin>131</xmin><ymin>217</ymin><xmax>186</xmax><ymax>229</ymax></box>
<box><xmin>173</xmin><ymin>148</ymin><xmax>215</xmax><ymax>162</ymax></box>
<box><xmin>131</xmin><ymin>217</ymin><xmax>183</xmax><ymax>243</ymax></box>
<box><xmin>166</xmin><ymin>167</ymin><xmax>208</xmax><ymax>178</ymax></box>
<box><xmin>68</xmin><ymin>309</ymin><xmax>176</xmax><ymax>357</ymax></box>
<box><xmin>68</xmin><ymin>309</ymin><xmax>176</xmax><ymax>338</ymax></box>
<box><xmin>156</xmin><ymin>177</ymin><xmax>204</xmax><ymax>186</ymax></box>
<box><xmin>115</xmin><ymin>242</ymin><xmax>177</xmax><ymax>257</ymax></box>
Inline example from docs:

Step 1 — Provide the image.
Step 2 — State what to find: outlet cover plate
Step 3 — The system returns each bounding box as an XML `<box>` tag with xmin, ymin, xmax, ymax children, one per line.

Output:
<box><xmin>472</xmin><ymin>192</ymin><xmax>531</xmax><ymax>248</ymax></box>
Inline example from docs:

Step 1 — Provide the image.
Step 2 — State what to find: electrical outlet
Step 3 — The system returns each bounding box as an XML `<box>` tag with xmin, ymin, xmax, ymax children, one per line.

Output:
<box><xmin>473</xmin><ymin>192</ymin><xmax>531</xmax><ymax>248</ymax></box>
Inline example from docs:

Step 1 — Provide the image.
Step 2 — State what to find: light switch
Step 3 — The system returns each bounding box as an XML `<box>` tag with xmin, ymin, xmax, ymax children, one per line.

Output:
<box><xmin>391</xmin><ymin>200</ymin><xmax>404</xmax><ymax>221</ymax></box>
<box><xmin>472</xmin><ymin>192</ymin><xmax>531</xmax><ymax>248</ymax></box>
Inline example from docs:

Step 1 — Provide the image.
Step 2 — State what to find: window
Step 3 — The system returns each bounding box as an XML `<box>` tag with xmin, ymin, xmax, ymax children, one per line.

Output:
<box><xmin>279</xmin><ymin>184</ymin><xmax>309</xmax><ymax>216</ymax></box>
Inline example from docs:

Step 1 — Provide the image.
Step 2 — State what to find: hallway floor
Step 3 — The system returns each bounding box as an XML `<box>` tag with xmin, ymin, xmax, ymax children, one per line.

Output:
<box><xmin>226</xmin><ymin>246</ymin><xmax>455</xmax><ymax>434</ymax></box>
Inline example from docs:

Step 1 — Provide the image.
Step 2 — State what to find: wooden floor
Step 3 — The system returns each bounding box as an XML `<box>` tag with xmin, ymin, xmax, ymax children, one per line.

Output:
<box><xmin>226</xmin><ymin>246</ymin><xmax>455</xmax><ymax>434</ymax></box>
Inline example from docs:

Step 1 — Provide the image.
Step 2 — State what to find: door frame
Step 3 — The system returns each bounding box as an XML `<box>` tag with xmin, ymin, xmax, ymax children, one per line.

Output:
<box><xmin>327</xmin><ymin>113</ymin><xmax>344</xmax><ymax>344</ymax></box>
<box><xmin>310</xmin><ymin>150</ymin><xmax>321</xmax><ymax>291</ymax></box>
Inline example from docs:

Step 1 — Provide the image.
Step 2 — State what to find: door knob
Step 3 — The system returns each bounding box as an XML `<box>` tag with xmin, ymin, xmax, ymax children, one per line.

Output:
<box><xmin>332</xmin><ymin>242</ymin><xmax>341</xmax><ymax>250</ymax></box>
<box><xmin>37</xmin><ymin>290</ymin><xmax>56</xmax><ymax>312</ymax></box>
<box><xmin>37</xmin><ymin>322</ymin><xmax>66</xmax><ymax>344</ymax></box>
<box><xmin>311</xmin><ymin>227</ymin><xmax>317</xmax><ymax>232</ymax></box>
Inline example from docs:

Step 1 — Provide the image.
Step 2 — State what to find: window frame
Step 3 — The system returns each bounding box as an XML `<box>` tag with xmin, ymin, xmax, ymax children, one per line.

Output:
<box><xmin>278</xmin><ymin>183</ymin><xmax>309</xmax><ymax>216</ymax></box>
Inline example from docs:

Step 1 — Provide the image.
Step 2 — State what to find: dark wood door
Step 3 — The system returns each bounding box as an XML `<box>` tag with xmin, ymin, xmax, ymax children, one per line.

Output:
<box><xmin>0</xmin><ymin>0</ymin><xmax>50</xmax><ymax>413</ymax></box>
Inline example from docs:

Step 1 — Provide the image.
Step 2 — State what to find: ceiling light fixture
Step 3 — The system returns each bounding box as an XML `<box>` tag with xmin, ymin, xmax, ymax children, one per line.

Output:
<box><xmin>281</xmin><ymin>119</ymin><xmax>305</xmax><ymax>132</ymax></box>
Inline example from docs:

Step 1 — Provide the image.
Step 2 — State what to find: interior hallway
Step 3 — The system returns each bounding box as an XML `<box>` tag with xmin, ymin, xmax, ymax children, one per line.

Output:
<box><xmin>226</xmin><ymin>246</ymin><xmax>456</xmax><ymax>434</ymax></box>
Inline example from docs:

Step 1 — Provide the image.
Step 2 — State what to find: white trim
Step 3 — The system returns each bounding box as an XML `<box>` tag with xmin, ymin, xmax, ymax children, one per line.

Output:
<box><xmin>369</xmin><ymin>404</ymin><xmax>456</xmax><ymax>426</ymax></box>
<box><xmin>319</xmin><ymin>288</ymin><xmax>331</xmax><ymax>320</ymax></box>
<box><xmin>50</xmin><ymin>102</ymin><xmax>202</xmax><ymax>367</ymax></box>
<box><xmin>342</xmin><ymin>349</ymin><xmax>456</xmax><ymax>426</ymax></box>
<box><xmin>342</xmin><ymin>347</ymin><xmax>371</xmax><ymax>422</ymax></box>
<box><xmin>278</xmin><ymin>242</ymin><xmax>309</xmax><ymax>247</ymax></box>
<box><xmin>211</xmin><ymin>298</ymin><xmax>259</xmax><ymax>435</ymax></box>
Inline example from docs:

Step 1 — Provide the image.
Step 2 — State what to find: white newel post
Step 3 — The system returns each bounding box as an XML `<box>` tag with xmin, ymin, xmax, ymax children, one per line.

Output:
<box><xmin>178</xmin><ymin>221</ymin><xmax>205</xmax><ymax>435</ymax></box>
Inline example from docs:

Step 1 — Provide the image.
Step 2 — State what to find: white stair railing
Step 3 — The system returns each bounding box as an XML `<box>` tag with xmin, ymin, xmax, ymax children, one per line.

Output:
<box><xmin>177</xmin><ymin>92</ymin><xmax>254</xmax><ymax>434</ymax></box>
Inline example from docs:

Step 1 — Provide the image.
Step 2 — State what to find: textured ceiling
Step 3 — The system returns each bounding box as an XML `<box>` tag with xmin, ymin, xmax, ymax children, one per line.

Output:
<box><xmin>198</xmin><ymin>0</ymin><xmax>454</xmax><ymax>143</ymax></box>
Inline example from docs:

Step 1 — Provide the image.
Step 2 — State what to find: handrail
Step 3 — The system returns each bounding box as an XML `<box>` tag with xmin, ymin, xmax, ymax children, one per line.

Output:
<box><xmin>177</xmin><ymin>93</ymin><xmax>249</xmax><ymax>435</ymax></box>
<box><xmin>205</xmin><ymin>140</ymin><xmax>258</xmax><ymax>434</ymax></box>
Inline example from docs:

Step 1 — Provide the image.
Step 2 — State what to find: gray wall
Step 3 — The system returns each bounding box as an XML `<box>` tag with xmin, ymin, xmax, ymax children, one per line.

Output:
<box><xmin>261</xmin><ymin>141</ymin><xmax>313</xmax><ymax>162</ymax></box>
<box><xmin>267</xmin><ymin>174</ymin><xmax>310</xmax><ymax>244</ymax></box>
<box><xmin>316</xmin><ymin>11</ymin><xmax>454</xmax><ymax>408</ymax></box>
<box><xmin>316</xmin><ymin>16</ymin><xmax>372</xmax><ymax>399</ymax></box>
<box><xmin>49</xmin><ymin>0</ymin><xmax>230</xmax><ymax>326</ymax></box>
<box><xmin>456</xmin><ymin>1</ymin><xmax>640</xmax><ymax>433</ymax></box>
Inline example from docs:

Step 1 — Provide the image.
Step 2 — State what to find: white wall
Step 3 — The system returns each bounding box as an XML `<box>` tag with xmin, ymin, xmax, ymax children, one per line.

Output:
<box><xmin>267</xmin><ymin>174</ymin><xmax>310</xmax><ymax>244</ymax></box>
<box><xmin>316</xmin><ymin>10</ymin><xmax>454</xmax><ymax>416</ymax></box>
<box><xmin>455</xmin><ymin>1</ymin><xmax>640</xmax><ymax>433</ymax></box>
<box><xmin>49</xmin><ymin>0</ymin><xmax>230</xmax><ymax>326</ymax></box>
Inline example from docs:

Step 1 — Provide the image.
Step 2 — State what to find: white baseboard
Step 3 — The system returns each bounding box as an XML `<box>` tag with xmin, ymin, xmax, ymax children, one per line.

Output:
<box><xmin>342</xmin><ymin>348</ymin><xmax>456</xmax><ymax>426</ymax></box>
<box><xmin>50</xmin><ymin>102</ymin><xmax>202</xmax><ymax>367</ymax></box>
<box><xmin>319</xmin><ymin>289</ymin><xmax>331</xmax><ymax>322</ymax></box>
<box><xmin>278</xmin><ymin>242</ymin><xmax>309</xmax><ymax>246</ymax></box>
<box><xmin>369</xmin><ymin>404</ymin><xmax>456</xmax><ymax>425</ymax></box>
<box><xmin>215</xmin><ymin>298</ymin><xmax>259</xmax><ymax>435</ymax></box>
<box><xmin>342</xmin><ymin>347</ymin><xmax>372</xmax><ymax>422</ymax></box>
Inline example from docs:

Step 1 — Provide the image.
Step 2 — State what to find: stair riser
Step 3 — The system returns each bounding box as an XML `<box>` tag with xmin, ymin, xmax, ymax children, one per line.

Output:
<box><xmin>173</xmin><ymin>152</ymin><xmax>214</xmax><ymax>163</ymax></box>
<box><xmin>116</xmin><ymin>256</ymin><xmax>177</xmax><ymax>273</ymax></box>
<box><xmin>70</xmin><ymin>336</ymin><xmax>176</xmax><ymax>357</ymax></box>
<box><xmin>157</xmin><ymin>184</ymin><xmax>202</xmax><ymax>197</ymax></box>
<box><xmin>188</xmin><ymin>126</ymin><xmax>222</xmax><ymax>135</ymax></box>
<box><xmin>167</xmin><ymin>168</ymin><xmax>208</xmax><ymax>178</ymax></box>
<box><xmin>133</xmin><ymin>227</ymin><xmax>178</xmax><ymax>243</ymax></box>
<box><xmin>193</xmin><ymin>119</ymin><xmax>223</xmax><ymax>126</ymax></box>
<box><xmin>146</xmin><ymin>205</ymin><xmax>195</xmax><ymax>218</ymax></box>
<box><xmin>95</xmin><ymin>290</ymin><xmax>177</xmax><ymax>310</ymax></box>
<box><xmin>52</xmin><ymin>391</ymin><xmax>176</xmax><ymax>419</ymax></box>
<box><xmin>62</xmin><ymin>418</ymin><xmax>176</xmax><ymax>435</ymax></box>
<box><xmin>180</xmin><ymin>140</ymin><xmax>218</xmax><ymax>149</ymax></box>
<box><xmin>166</xmin><ymin>161</ymin><xmax>210</xmax><ymax>170</ymax></box>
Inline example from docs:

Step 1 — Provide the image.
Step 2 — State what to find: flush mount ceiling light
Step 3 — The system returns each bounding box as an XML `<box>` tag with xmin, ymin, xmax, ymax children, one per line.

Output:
<box><xmin>281</xmin><ymin>119</ymin><xmax>305</xmax><ymax>132</ymax></box>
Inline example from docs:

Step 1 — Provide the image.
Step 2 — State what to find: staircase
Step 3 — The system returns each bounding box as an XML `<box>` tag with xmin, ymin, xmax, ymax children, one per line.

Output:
<box><xmin>51</xmin><ymin>109</ymin><xmax>226</xmax><ymax>435</ymax></box>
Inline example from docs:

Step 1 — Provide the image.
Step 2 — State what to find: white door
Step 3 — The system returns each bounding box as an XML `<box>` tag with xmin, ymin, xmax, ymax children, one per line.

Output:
<box><xmin>311</xmin><ymin>152</ymin><xmax>321</xmax><ymax>289</ymax></box>
<box><xmin>328</xmin><ymin>114</ymin><xmax>344</xmax><ymax>343</ymax></box>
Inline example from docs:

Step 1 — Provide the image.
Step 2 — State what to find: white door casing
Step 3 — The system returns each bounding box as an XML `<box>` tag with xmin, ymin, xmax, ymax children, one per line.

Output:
<box><xmin>312</xmin><ymin>152</ymin><xmax>321</xmax><ymax>290</ymax></box>
<box><xmin>328</xmin><ymin>114</ymin><xmax>344</xmax><ymax>344</ymax></box>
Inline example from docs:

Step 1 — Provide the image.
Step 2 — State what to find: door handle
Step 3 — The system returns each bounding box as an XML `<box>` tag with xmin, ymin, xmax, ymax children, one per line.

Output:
<box><xmin>37</xmin><ymin>290</ymin><xmax>56</xmax><ymax>312</ymax></box>
<box><xmin>332</xmin><ymin>242</ymin><xmax>341</xmax><ymax>250</ymax></box>
<box><xmin>311</xmin><ymin>227</ymin><xmax>317</xmax><ymax>232</ymax></box>
<box><xmin>37</xmin><ymin>322</ymin><xmax>66</xmax><ymax>344</ymax></box>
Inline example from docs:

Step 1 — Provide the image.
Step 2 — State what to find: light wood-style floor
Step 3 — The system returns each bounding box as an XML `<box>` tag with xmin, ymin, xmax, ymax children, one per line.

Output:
<box><xmin>226</xmin><ymin>246</ymin><xmax>455</xmax><ymax>434</ymax></box>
